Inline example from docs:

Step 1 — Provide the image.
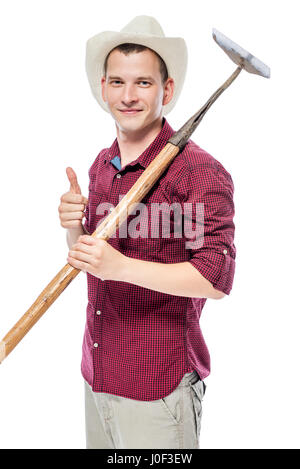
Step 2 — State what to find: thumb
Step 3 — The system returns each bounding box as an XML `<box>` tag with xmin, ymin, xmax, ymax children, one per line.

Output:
<box><xmin>66</xmin><ymin>167</ymin><xmax>81</xmax><ymax>194</ymax></box>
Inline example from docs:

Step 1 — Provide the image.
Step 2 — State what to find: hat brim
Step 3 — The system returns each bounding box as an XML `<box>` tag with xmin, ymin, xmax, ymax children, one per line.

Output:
<box><xmin>85</xmin><ymin>31</ymin><xmax>188</xmax><ymax>115</ymax></box>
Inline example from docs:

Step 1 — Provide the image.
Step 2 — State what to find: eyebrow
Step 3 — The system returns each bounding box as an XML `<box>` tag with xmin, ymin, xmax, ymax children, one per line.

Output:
<box><xmin>136</xmin><ymin>76</ymin><xmax>154</xmax><ymax>81</ymax></box>
<box><xmin>107</xmin><ymin>75</ymin><xmax>154</xmax><ymax>81</ymax></box>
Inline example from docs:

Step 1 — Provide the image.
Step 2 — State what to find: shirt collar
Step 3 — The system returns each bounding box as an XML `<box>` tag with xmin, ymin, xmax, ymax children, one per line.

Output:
<box><xmin>105</xmin><ymin>118</ymin><xmax>175</xmax><ymax>170</ymax></box>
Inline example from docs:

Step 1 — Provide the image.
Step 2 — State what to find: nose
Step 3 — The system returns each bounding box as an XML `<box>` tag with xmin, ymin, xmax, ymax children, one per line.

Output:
<box><xmin>121</xmin><ymin>83</ymin><xmax>138</xmax><ymax>106</ymax></box>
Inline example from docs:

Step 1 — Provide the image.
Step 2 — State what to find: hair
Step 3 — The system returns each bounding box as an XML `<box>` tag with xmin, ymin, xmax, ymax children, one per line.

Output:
<box><xmin>103</xmin><ymin>43</ymin><xmax>169</xmax><ymax>84</ymax></box>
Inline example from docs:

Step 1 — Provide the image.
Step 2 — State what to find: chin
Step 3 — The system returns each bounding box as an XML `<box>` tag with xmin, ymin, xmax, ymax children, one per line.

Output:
<box><xmin>116</xmin><ymin>115</ymin><xmax>148</xmax><ymax>133</ymax></box>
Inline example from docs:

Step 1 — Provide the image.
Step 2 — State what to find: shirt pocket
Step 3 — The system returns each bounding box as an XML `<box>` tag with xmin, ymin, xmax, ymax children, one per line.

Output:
<box><xmin>130</xmin><ymin>184</ymin><xmax>188</xmax><ymax>262</ymax></box>
<box><xmin>189</xmin><ymin>379</ymin><xmax>205</xmax><ymax>439</ymax></box>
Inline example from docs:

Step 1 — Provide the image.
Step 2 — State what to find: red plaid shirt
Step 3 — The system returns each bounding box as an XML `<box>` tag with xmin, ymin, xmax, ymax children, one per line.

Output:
<box><xmin>82</xmin><ymin>118</ymin><xmax>236</xmax><ymax>400</ymax></box>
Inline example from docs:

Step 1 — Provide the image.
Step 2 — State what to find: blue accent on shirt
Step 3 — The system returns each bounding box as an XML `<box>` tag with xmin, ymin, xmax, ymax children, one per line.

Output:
<box><xmin>110</xmin><ymin>155</ymin><xmax>121</xmax><ymax>170</ymax></box>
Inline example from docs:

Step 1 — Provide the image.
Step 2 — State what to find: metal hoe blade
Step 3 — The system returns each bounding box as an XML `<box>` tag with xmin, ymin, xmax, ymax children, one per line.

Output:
<box><xmin>212</xmin><ymin>28</ymin><xmax>270</xmax><ymax>78</ymax></box>
<box><xmin>169</xmin><ymin>29</ymin><xmax>270</xmax><ymax>150</ymax></box>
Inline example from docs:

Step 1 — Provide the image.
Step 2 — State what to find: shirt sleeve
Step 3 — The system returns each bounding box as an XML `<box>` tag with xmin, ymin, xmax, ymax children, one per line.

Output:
<box><xmin>82</xmin><ymin>150</ymin><xmax>103</xmax><ymax>236</ymax></box>
<box><xmin>83</xmin><ymin>201</ymin><xmax>90</xmax><ymax>234</ymax></box>
<box><xmin>83</xmin><ymin>166</ymin><xmax>95</xmax><ymax>236</ymax></box>
<box><xmin>179</xmin><ymin>160</ymin><xmax>236</xmax><ymax>296</ymax></box>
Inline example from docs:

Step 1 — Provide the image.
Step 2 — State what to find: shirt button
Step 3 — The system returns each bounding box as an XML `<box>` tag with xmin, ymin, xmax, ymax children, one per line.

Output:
<box><xmin>93</xmin><ymin>343</ymin><xmax>98</xmax><ymax>348</ymax></box>
<box><xmin>223</xmin><ymin>249</ymin><xmax>228</xmax><ymax>255</ymax></box>
<box><xmin>116</xmin><ymin>174</ymin><xmax>121</xmax><ymax>179</ymax></box>
<box><xmin>96</xmin><ymin>310</ymin><xmax>101</xmax><ymax>315</ymax></box>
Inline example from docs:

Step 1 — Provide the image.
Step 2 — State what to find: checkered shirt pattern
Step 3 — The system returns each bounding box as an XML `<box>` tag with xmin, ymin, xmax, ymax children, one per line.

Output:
<box><xmin>81</xmin><ymin>118</ymin><xmax>236</xmax><ymax>400</ymax></box>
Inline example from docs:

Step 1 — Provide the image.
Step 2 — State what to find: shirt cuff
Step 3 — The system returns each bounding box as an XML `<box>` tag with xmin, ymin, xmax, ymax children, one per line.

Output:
<box><xmin>188</xmin><ymin>249</ymin><xmax>236</xmax><ymax>295</ymax></box>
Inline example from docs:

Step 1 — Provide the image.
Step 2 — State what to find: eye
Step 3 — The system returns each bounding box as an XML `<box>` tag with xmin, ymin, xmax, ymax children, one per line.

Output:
<box><xmin>138</xmin><ymin>81</ymin><xmax>151</xmax><ymax>86</ymax></box>
<box><xmin>110</xmin><ymin>80</ymin><xmax>123</xmax><ymax>86</ymax></box>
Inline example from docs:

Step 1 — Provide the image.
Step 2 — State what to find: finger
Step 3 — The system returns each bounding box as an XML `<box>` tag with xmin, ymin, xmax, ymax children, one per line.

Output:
<box><xmin>61</xmin><ymin>192</ymin><xmax>87</xmax><ymax>204</ymax></box>
<box><xmin>60</xmin><ymin>220</ymin><xmax>83</xmax><ymax>229</ymax></box>
<box><xmin>60</xmin><ymin>211</ymin><xmax>85</xmax><ymax>221</ymax></box>
<box><xmin>59</xmin><ymin>202</ymin><xmax>86</xmax><ymax>212</ymax></box>
<box><xmin>66</xmin><ymin>167</ymin><xmax>81</xmax><ymax>195</ymax></box>
<box><xmin>67</xmin><ymin>251</ymin><xmax>93</xmax><ymax>272</ymax></box>
<box><xmin>70</xmin><ymin>242</ymin><xmax>94</xmax><ymax>254</ymax></box>
<box><xmin>78</xmin><ymin>235</ymin><xmax>97</xmax><ymax>244</ymax></box>
<box><xmin>67</xmin><ymin>255</ymin><xmax>89</xmax><ymax>273</ymax></box>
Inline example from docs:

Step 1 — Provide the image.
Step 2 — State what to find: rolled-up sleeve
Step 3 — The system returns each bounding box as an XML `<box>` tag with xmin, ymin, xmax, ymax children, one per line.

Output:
<box><xmin>83</xmin><ymin>167</ymin><xmax>94</xmax><ymax>236</ymax></box>
<box><xmin>83</xmin><ymin>200</ymin><xmax>90</xmax><ymax>234</ymax></box>
<box><xmin>179</xmin><ymin>158</ymin><xmax>236</xmax><ymax>295</ymax></box>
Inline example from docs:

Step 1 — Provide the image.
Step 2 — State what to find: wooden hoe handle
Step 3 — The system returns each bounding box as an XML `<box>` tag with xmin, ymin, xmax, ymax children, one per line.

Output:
<box><xmin>0</xmin><ymin>143</ymin><xmax>180</xmax><ymax>363</ymax></box>
<box><xmin>0</xmin><ymin>64</ymin><xmax>247</xmax><ymax>364</ymax></box>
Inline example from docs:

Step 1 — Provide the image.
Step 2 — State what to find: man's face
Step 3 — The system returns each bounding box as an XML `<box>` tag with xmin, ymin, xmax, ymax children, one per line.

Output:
<box><xmin>101</xmin><ymin>48</ymin><xmax>174</xmax><ymax>135</ymax></box>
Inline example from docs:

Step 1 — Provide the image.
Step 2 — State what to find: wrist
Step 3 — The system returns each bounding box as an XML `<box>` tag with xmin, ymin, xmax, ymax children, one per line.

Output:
<box><xmin>66</xmin><ymin>224</ymin><xmax>85</xmax><ymax>249</ymax></box>
<box><xmin>118</xmin><ymin>253</ymin><xmax>133</xmax><ymax>283</ymax></box>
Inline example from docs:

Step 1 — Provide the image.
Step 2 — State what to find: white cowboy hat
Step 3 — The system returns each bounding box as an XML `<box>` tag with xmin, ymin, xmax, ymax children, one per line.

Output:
<box><xmin>85</xmin><ymin>15</ymin><xmax>188</xmax><ymax>115</ymax></box>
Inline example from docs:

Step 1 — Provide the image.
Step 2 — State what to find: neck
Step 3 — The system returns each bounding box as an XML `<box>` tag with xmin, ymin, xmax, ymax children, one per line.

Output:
<box><xmin>116</xmin><ymin>117</ymin><xmax>164</xmax><ymax>167</ymax></box>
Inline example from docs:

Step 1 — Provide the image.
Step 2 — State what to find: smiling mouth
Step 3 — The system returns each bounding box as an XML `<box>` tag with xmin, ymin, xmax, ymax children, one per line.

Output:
<box><xmin>118</xmin><ymin>109</ymin><xmax>143</xmax><ymax>114</ymax></box>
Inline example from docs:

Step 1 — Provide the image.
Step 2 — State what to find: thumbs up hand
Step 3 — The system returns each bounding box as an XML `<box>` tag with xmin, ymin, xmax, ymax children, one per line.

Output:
<box><xmin>58</xmin><ymin>167</ymin><xmax>89</xmax><ymax>229</ymax></box>
<box><xmin>66</xmin><ymin>166</ymin><xmax>82</xmax><ymax>195</ymax></box>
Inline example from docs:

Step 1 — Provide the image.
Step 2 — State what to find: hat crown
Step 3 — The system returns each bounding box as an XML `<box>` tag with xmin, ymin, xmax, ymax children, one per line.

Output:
<box><xmin>121</xmin><ymin>15</ymin><xmax>165</xmax><ymax>37</ymax></box>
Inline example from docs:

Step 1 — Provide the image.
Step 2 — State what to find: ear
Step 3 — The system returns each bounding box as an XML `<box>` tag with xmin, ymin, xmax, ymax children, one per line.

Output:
<box><xmin>162</xmin><ymin>78</ymin><xmax>175</xmax><ymax>106</ymax></box>
<box><xmin>101</xmin><ymin>76</ymin><xmax>107</xmax><ymax>102</ymax></box>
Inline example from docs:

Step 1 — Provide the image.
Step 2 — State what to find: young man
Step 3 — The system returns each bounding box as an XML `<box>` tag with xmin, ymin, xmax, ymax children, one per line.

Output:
<box><xmin>58</xmin><ymin>16</ymin><xmax>236</xmax><ymax>449</ymax></box>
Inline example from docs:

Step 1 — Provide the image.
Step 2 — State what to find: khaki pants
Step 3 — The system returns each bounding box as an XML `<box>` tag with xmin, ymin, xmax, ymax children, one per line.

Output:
<box><xmin>84</xmin><ymin>371</ymin><xmax>206</xmax><ymax>449</ymax></box>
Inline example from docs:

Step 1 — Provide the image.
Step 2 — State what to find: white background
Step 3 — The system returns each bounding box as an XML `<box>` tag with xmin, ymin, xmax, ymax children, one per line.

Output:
<box><xmin>0</xmin><ymin>0</ymin><xmax>299</xmax><ymax>449</ymax></box>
